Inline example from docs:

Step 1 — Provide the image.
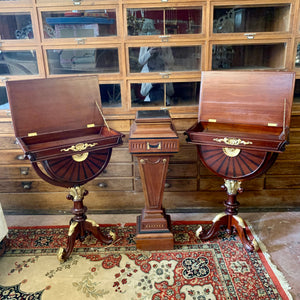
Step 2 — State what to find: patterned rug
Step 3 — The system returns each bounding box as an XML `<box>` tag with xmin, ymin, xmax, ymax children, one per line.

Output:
<box><xmin>0</xmin><ymin>221</ymin><xmax>292</xmax><ymax>300</ymax></box>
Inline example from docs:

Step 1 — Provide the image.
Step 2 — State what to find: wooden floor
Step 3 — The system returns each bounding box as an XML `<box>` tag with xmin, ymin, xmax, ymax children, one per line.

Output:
<box><xmin>4</xmin><ymin>211</ymin><xmax>300</xmax><ymax>299</ymax></box>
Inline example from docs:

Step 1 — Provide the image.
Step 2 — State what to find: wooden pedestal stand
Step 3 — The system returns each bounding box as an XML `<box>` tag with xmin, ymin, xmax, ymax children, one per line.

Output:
<box><xmin>57</xmin><ymin>186</ymin><xmax>115</xmax><ymax>262</ymax></box>
<box><xmin>196</xmin><ymin>179</ymin><xmax>258</xmax><ymax>252</ymax></box>
<box><xmin>135</xmin><ymin>155</ymin><xmax>173</xmax><ymax>250</ymax></box>
<box><xmin>6</xmin><ymin>77</ymin><xmax>124</xmax><ymax>262</ymax></box>
<box><xmin>129</xmin><ymin>110</ymin><xmax>179</xmax><ymax>250</ymax></box>
<box><xmin>185</xmin><ymin>71</ymin><xmax>295</xmax><ymax>252</ymax></box>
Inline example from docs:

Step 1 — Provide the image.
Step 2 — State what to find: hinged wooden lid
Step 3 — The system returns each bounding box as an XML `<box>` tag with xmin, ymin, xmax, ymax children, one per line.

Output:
<box><xmin>6</xmin><ymin>76</ymin><xmax>104</xmax><ymax>138</ymax></box>
<box><xmin>198</xmin><ymin>71</ymin><xmax>295</xmax><ymax>129</ymax></box>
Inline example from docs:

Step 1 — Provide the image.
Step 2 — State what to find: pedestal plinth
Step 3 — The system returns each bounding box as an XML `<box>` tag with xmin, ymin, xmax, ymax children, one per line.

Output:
<box><xmin>129</xmin><ymin>110</ymin><xmax>179</xmax><ymax>250</ymax></box>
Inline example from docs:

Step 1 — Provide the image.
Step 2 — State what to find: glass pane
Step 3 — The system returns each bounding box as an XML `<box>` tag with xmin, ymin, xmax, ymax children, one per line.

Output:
<box><xmin>46</xmin><ymin>48</ymin><xmax>119</xmax><ymax>74</ymax></box>
<box><xmin>0</xmin><ymin>86</ymin><xmax>9</xmax><ymax>109</ymax></box>
<box><xmin>127</xmin><ymin>7</ymin><xmax>202</xmax><ymax>36</ymax></box>
<box><xmin>0</xmin><ymin>50</ymin><xmax>38</xmax><ymax>75</ymax></box>
<box><xmin>294</xmin><ymin>79</ymin><xmax>300</xmax><ymax>104</ymax></box>
<box><xmin>212</xmin><ymin>43</ymin><xmax>286</xmax><ymax>70</ymax></box>
<box><xmin>99</xmin><ymin>83</ymin><xmax>121</xmax><ymax>107</ymax></box>
<box><xmin>127</xmin><ymin>9</ymin><xmax>163</xmax><ymax>36</ymax></box>
<box><xmin>42</xmin><ymin>9</ymin><xmax>117</xmax><ymax>39</ymax></box>
<box><xmin>129</xmin><ymin>45</ymin><xmax>201</xmax><ymax>73</ymax></box>
<box><xmin>165</xmin><ymin>8</ymin><xmax>202</xmax><ymax>34</ymax></box>
<box><xmin>213</xmin><ymin>5</ymin><xmax>290</xmax><ymax>33</ymax></box>
<box><xmin>131</xmin><ymin>81</ymin><xmax>200</xmax><ymax>107</ymax></box>
<box><xmin>0</xmin><ymin>12</ymin><xmax>33</xmax><ymax>40</ymax></box>
<box><xmin>295</xmin><ymin>43</ymin><xmax>300</xmax><ymax>68</ymax></box>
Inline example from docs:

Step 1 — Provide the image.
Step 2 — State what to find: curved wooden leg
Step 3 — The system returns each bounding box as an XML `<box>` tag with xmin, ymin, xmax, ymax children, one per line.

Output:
<box><xmin>57</xmin><ymin>221</ymin><xmax>80</xmax><ymax>262</ymax></box>
<box><xmin>232</xmin><ymin>215</ymin><xmax>258</xmax><ymax>252</ymax></box>
<box><xmin>196</xmin><ymin>180</ymin><xmax>258</xmax><ymax>252</ymax></box>
<box><xmin>57</xmin><ymin>186</ymin><xmax>116</xmax><ymax>262</ymax></box>
<box><xmin>85</xmin><ymin>219</ymin><xmax>115</xmax><ymax>244</ymax></box>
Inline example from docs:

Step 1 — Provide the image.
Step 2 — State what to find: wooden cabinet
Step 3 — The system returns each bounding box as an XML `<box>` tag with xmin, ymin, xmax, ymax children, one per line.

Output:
<box><xmin>1</xmin><ymin>0</ymin><xmax>300</xmax><ymax>214</ymax></box>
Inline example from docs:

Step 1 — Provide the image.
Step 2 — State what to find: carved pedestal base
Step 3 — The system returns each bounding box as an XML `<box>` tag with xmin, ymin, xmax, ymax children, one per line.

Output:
<box><xmin>135</xmin><ymin>214</ymin><xmax>174</xmax><ymax>251</ymax></box>
<box><xmin>196</xmin><ymin>179</ymin><xmax>258</xmax><ymax>252</ymax></box>
<box><xmin>135</xmin><ymin>156</ymin><xmax>174</xmax><ymax>251</ymax></box>
<box><xmin>57</xmin><ymin>186</ymin><xmax>115</xmax><ymax>262</ymax></box>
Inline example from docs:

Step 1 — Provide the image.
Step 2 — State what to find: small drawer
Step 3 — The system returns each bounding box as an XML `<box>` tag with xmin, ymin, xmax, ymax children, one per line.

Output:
<box><xmin>0</xmin><ymin>179</ymin><xmax>60</xmax><ymax>193</ymax></box>
<box><xmin>0</xmin><ymin>165</ymin><xmax>38</xmax><ymax>179</ymax></box>
<box><xmin>98</xmin><ymin>163</ymin><xmax>133</xmax><ymax>177</ymax></box>
<box><xmin>170</xmin><ymin>146</ymin><xmax>198</xmax><ymax>162</ymax></box>
<box><xmin>87</xmin><ymin>178</ymin><xmax>133</xmax><ymax>191</ymax></box>
<box><xmin>129</xmin><ymin>138</ymin><xmax>179</xmax><ymax>154</ymax></box>
<box><xmin>0</xmin><ymin>149</ymin><xmax>29</xmax><ymax>165</ymax></box>
<box><xmin>0</xmin><ymin>136</ymin><xmax>20</xmax><ymax>150</ymax></box>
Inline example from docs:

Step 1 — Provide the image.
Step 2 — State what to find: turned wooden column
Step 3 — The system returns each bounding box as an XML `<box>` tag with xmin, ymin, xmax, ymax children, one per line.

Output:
<box><xmin>129</xmin><ymin>110</ymin><xmax>179</xmax><ymax>250</ymax></box>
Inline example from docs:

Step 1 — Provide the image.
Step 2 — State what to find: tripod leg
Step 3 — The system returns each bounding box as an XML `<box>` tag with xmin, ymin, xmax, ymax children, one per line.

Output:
<box><xmin>57</xmin><ymin>221</ymin><xmax>80</xmax><ymax>262</ymax></box>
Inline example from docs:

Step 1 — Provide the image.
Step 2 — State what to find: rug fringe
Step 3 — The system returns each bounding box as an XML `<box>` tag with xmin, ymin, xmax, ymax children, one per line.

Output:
<box><xmin>246</xmin><ymin>220</ymin><xmax>293</xmax><ymax>300</ymax></box>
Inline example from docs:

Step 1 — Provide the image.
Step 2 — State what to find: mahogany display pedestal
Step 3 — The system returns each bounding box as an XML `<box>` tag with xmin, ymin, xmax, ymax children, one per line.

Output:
<box><xmin>129</xmin><ymin>110</ymin><xmax>179</xmax><ymax>250</ymax></box>
<box><xmin>6</xmin><ymin>76</ymin><xmax>123</xmax><ymax>261</ymax></box>
<box><xmin>186</xmin><ymin>71</ymin><xmax>295</xmax><ymax>252</ymax></box>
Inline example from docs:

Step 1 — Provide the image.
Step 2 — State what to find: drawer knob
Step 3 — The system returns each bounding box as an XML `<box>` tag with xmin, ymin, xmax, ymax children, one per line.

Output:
<box><xmin>98</xmin><ymin>182</ymin><xmax>107</xmax><ymax>188</ymax></box>
<box><xmin>22</xmin><ymin>181</ymin><xmax>32</xmax><ymax>190</ymax></box>
<box><xmin>20</xmin><ymin>167</ymin><xmax>29</xmax><ymax>175</ymax></box>
<box><xmin>16</xmin><ymin>154</ymin><xmax>25</xmax><ymax>160</ymax></box>
<box><xmin>147</xmin><ymin>142</ymin><xmax>161</xmax><ymax>150</ymax></box>
<box><xmin>165</xmin><ymin>182</ymin><xmax>171</xmax><ymax>188</ymax></box>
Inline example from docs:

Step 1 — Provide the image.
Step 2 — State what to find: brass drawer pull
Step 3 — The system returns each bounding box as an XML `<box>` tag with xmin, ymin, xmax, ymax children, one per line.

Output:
<box><xmin>213</xmin><ymin>137</ymin><xmax>253</xmax><ymax>146</ymax></box>
<box><xmin>20</xmin><ymin>167</ymin><xmax>29</xmax><ymax>175</ymax></box>
<box><xmin>98</xmin><ymin>182</ymin><xmax>107</xmax><ymax>188</ymax></box>
<box><xmin>16</xmin><ymin>154</ymin><xmax>25</xmax><ymax>160</ymax></box>
<box><xmin>72</xmin><ymin>0</ymin><xmax>81</xmax><ymax>5</ymax></box>
<box><xmin>61</xmin><ymin>142</ymin><xmax>98</xmax><ymax>153</ymax></box>
<box><xmin>146</xmin><ymin>142</ymin><xmax>161</xmax><ymax>150</ymax></box>
<box><xmin>22</xmin><ymin>181</ymin><xmax>32</xmax><ymax>190</ymax></box>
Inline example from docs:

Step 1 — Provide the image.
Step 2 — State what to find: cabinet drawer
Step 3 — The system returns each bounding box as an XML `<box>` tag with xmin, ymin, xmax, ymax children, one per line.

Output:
<box><xmin>265</xmin><ymin>176</ymin><xmax>300</xmax><ymax>189</ymax></box>
<box><xmin>135</xmin><ymin>178</ymin><xmax>197</xmax><ymax>192</ymax></box>
<box><xmin>0</xmin><ymin>179</ymin><xmax>59</xmax><ymax>193</ymax></box>
<box><xmin>0</xmin><ymin>136</ymin><xmax>20</xmax><ymax>149</ymax></box>
<box><xmin>170</xmin><ymin>146</ymin><xmax>197</xmax><ymax>162</ymax></box>
<box><xmin>87</xmin><ymin>178</ymin><xmax>133</xmax><ymax>191</ymax></box>
<box><xmin>0</xmin><ymin>149</ymin><xmax>28</xmax><ymax>165</ymax></box>
<box><xmin>110</xmin><ymin>148</ymin><xmax>132</xmax><ymax>163</ymax></box>
<box><xmin>99</xmin><ymin>163</ymin><xmax>132</xmax><ymax>177</ymax></box>
<box><xmin>0</xmin><ymin>122</ymin><xmax>14</xmax><ymax>134</ymax></box>
<box><xmin>0</xmin><ymin>177</ymin><xmax>133</xmax><ymax>193</ymax></box>
<box><xmin>0</xmin><ymin>165</ymin><xmax>38</xmax><ymax>179</ymax></box>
